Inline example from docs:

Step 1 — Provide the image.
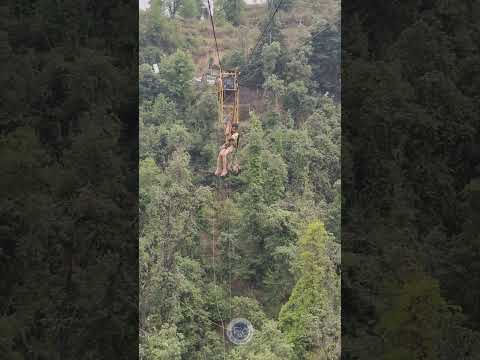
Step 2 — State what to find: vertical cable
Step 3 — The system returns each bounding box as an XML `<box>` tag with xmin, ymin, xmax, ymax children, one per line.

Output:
<box><xmin>206</xmin><ymin>0</ymin><xmax>223</xmax><ymax>70</ymax></box>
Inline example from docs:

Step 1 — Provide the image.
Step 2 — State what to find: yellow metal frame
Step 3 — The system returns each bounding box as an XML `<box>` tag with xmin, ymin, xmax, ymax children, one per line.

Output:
<box><xmin>217</xmin><ymin>69</ymin><xmax>240</xmax><ymax>128</ymax></box>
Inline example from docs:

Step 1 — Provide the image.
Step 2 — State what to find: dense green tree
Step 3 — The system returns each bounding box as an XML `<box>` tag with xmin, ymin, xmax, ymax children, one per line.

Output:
<box><xmin>376</xmin><ymin>274</ymin><xmax>474</xmax><ymax>360</ymax></box>
<box><xmin>222</xmin><ymin>49</ymin><xmax>246</xmax><ymax>69</ymax></box>
<box><xmin>341</xmin><ymin>1</ymin><xmax>480</xmax><ymax>357</ymax></box>
<box><xmin>310</xmin><ymin>23</ymin><xmax>340</xmax><ymax>98</ymax></box>
<box><xmin>283</xmin><ymin>80</ymin><xmax>315</xmax><ymax>124</ymax></box>
<box><xmin>263</xmin><ymin>74</ymin><xmax>286</xmax><ymax>111</ymax></box>
<box><xmin>279</xmin><ymin>221</ymin><xmax>340</xmax><ymax>359</ymax></box>
<box><xmin>157</xmin><ymin>50</ymin><xmax>195</xmax><ymax>108</ymax></box>
<box><xmin>262</xmin><ymin>41</ymin><xmax>282</xmax><ymax>78</ymax></box>
<box><xmin>2</xmin><ymin>2</ymin><xmax>139</xmax><ymax>357</ymax></box>
<box><xmin>141</xmin><ymin>324</ymin><xmax>185</xmax><ymax>360</ymax></box>
<box><xmin>271</xmin><ymin>127</ymin><xmax>313</xmax><ymax>191</ymax></box>
<box><xmin>286</xmin><ymin>45</ymin><xmax>312</xmax><ymax>85</ymax></box>
<box><xmin>261</xmin><ymin>12</ymin><xmax>285</xmax><ymax>46</ymax></box>
<box><xmin>186</xmin><ymin>92</ymin><xmax>216</xmax><ymax>134</ymax></box>
<box><xmin>140</xmin><ymin>46</ymin><xmax>163</xmax><ymax>65</ymax></box>
<box><xmin>304</xmin><ymin>98</ymin><xmax>341</xmax><ymax>202</ymax></box>
<box><xmin>230</xmin><ymin>320</ymin><xmax>295</xmax><ymax>360</ymax></box>
<box><xmin>141</xmin><ymin>94</ymin><xmax>178</xmax><ymax>126</ymax></box>
<box><xmin>154</xmin><ymin>94</ymin><xmax>178</xmax><ymax>123</ymax></box>
<box><xmin>267</xmin><ymin>0</ymin><xmax>295</xmax><ymax>12</ymax></box>
<box><xmin>140</xmin><ymin>5</ymin><xmax>183</xmax><ymax>53</ymax></box>
<box><xmin>140</xmin><ymin>63</ymin><xmax>162</xmax><ymax>102</ymax></box>
<box><xmin>179</xmin><ymin>0</ymin><xmax>200</xmax><ymax>18</ymax></box>
<box><xmin>240</xmin><ymin>114</ymin><xmax>288</xmax><ymax>207</ymax></box>
<box><xmin>140</xmin><ymin>122</ymin><xmax>192</xmax><ymax>165</ymax></box>
<box><xmin>223</xmin><ymin>0</ymin><xmax>243</xmax><ymax>26</ymax></box>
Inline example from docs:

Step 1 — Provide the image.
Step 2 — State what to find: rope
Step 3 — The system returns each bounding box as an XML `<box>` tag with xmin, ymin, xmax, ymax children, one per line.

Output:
<box><xmin>212</xmin><ymin>177</ymin><xmax>227</xmax><ymax>360</ymax></box>
<box><xmin>178</xmin><ymin>299</ymin><xmax>225</xmax><ymax>330</ymax></box>
<box><xmin>237</xmin><ymin>3</ymin><xmax>330</xmax><ymax>87</ymax></box>
<box><xmin>226</xmin><ymin>181</ymin><xmax>233</xmax><ymax>321</ymax></box>
<box><xmin>206</xmin><ymin>0</ymin><xmax>223</xmax><ymax>70</ymax></box>
<box><xmin>238</xmin><ymin>57</ymin><xmax>262</xmax><ymax>86</ymax></box>
<box><xmin>296</xmin><ymin>26</ymin><xmax>330</xmax><ymax>50</ymax></box>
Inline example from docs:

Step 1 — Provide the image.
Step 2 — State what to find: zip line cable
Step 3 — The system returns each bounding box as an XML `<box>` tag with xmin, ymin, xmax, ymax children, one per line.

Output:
<box><xmin>206</xmin><ymin>0</ymin><xmax>222</xmax><ymax>70</ymax></box>
<box><xmin>297</xmin><ymin>26</ymin><xmax>330</xmax><ymax>49</ymax></box>
<box><xmin>237</xmin><ymin>27</ymin><xmax>330</xmax><ymax>86</ymax></box>
<box><xmin>205</xmin><ymin>0</ymin><xmax>284</xmax><ymax>87</ymax></box>
<box><xmin>244</xmin><ymin>0</ymin><xmax>285</xmax><ymax>64</ymax></box>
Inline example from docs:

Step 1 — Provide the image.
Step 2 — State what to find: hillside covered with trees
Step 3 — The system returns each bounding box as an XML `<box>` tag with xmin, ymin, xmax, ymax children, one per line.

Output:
<box><xmin>139</xmin><ymin>1</ymin><xmax>340</xmax><ymax>359</ymax></box>
<box><xmin>342</xmin><ymin>0</ymin><xmax>480</xmax><ymax>358</ymax></box>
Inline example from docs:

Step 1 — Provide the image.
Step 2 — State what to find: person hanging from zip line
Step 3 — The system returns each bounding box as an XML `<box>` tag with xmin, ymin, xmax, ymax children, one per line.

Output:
<box><xmin>215</xmin><ymin>123</ymin><xmax>239</xmax><ymax>177</ymax></box>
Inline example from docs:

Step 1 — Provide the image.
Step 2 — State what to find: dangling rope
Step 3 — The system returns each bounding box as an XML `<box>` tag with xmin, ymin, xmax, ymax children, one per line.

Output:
<box><xmin>206</xmin><ymin>0</ymin><xmax>229</xmax><ymax>341</ymax></box>
<box><xmin>212</xmin><ymin>177</ymin><xmax>227</xmax><ymax>360</ymax></box>
<box><xmin>204</xmin><ymin>1</ymin><xmax>244</xmax><ymax>353</ymax></box>
<box><xmin>179</xmin><ymin>299</ymin><xmax>225</xmax><ymax>330</ymax></box>
<box><xmin>226</xmin><ymin>180</ymin><xmax>233</xmax><ymax>321</ymax></box>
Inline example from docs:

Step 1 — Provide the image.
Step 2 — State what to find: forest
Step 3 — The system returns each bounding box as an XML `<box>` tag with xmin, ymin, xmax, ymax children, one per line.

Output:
<box><xmin>1</xmin><ymin>1</ymin><xmax>138</xmax><ymax>359</ymax></box>
<box><xmin>342</xmin><ymin>0</ymin><xmax>480</xmax><ymax>358</ymax></box>
<box><xmin>139</xmin><ymin>0</ymin><xmax>341</xmax><ymax>359</ymax></box>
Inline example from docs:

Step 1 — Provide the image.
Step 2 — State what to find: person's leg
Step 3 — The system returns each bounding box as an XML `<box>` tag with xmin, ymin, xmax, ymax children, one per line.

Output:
<box><xmin>215</xmin><ymin>147</ymin><xmax>225</xmax><ymax>176</ymax></box>
<box><xmin>220</xmin><ymin>146</ymin><xmax>234</xmax><ymax>176</ymax></box>
<box><xmin>219</xmin><ymin>152</ymin><xmax>228</xmax><ymax>177</ymax></box>
<box><xmin>224</xmin><ymin>120</ymin><xmax>231</xmax><ymax>137</ymax></box>
<box><xmin>215</xmin><ymin>153</ymin><xmax>222</xmax><ymax>176</ymax></box>
<box><xmin>228</xmin><ymin>120</ymin><xmax>232</xmax><ymax>134</ymax></box>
